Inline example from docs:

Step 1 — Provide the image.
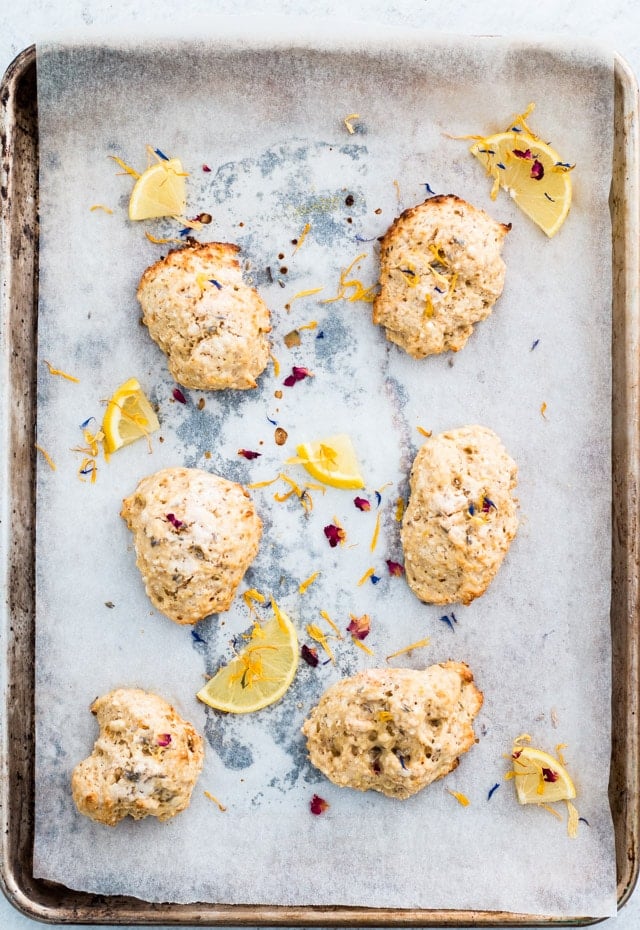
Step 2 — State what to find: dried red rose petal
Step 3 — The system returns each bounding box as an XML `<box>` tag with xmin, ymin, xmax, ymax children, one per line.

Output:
<box><xmin>354</xmin><ymin>496</ymin><xmax>371</xmax><ymax>511</ymax></box>
<box><xmin>386</xmin><ymin>559</ymin><xmax>404</xmax><ymax>576</ymax></box>
<box><xmin>323</xmin><ymin>524</ymin><xmax>346</xmax><ymax>547</ymax></box>
<box><xmin>301</xmin><ymin>644</ymin><xmax>319</xmax><ymax>667</ymax></box>
<box><xmin>347</xmin><ymin>613</ymin><xmax>371</xmax><ymax>640</ymax></box>
<box><xmin>157</xmin><ymin>733</ymin><xmax>172</xmax><ymax>747</ymax></box>
<box><xmin>166</xmin><ymin>513</ymin><xmax>183</xmax><ymax>529</ymax></box>
<box><xmin>172</xmin><ymin>387</ymin><xmax>187</xmax><ymax>404</ymax></box>
<box><xmin>283</xmin><ymin>366</ymin><xmax>313</xmax><ymax>387</ymax></box>
<box><xmin>513</xmin><ymin>148</ymin><xmax>532</xmax><ymax>159</ymax></box>
<box><xmin>530</xmin><ymin>159</ymin><xmax>544</xmax><ymax>180</ymax></box>
<box><xmin>238</xmin><ymin>449</ymin><xmax>261</xmax><ymax>460</ymax></box>
<box><xmin>542</xmin><ymin>767</ymin><xmax>559</xmax><ymax>783</ymax></box>
<box><xmin>310</xmin><ymin>794</ymin><xmax>329</xmax><ymax>815</ymax></box>
<box><xmin>202</xmin><ymin>164</ymin><xmax>212</xmax><ymax>172</ymax></box>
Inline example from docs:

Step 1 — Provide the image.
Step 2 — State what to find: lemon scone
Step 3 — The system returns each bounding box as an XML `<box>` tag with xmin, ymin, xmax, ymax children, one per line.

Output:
<box><xmin>137</xmin><ymin>241</ymin><xmax>271</xmax><ymax>390</ymax></box>
<box><xmin>121</xmin><ymin>466</ymin><xmax>262</xmax><ymax>624</ymax></box>
<box><xmin>302</xmin><ymin>662</ymin><xmax>482</xmax><ymax>799</ymax></box>
<box><xmin>372</xmin><ymin>194</ymin><xmax>510</xmax><ymax>358</ymax></box>
<box><xmin>401</xmin><ymin>425</ymin><xmax>518</xmax><ymax>605</ymax></box>
<box><xmin>71</xmin><ymin>688</ymin><xmax>204</xmax><ymax>826</ymax></box>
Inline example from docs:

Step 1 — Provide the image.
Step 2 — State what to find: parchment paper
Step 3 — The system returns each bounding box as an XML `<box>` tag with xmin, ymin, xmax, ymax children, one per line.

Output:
<box><xmin>33</xmin><ymin>20</ymin><xmax>616</xmax><ymax>917</ymax></box>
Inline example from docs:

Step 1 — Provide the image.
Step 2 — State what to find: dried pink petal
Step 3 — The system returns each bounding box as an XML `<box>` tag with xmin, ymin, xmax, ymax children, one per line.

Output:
<box><xmin>542</xmin><ymin>767</ymin><xmax>559</xmax><ymax>783</ymax></box>
<box><xmin>283</xmin><ymin>366</ymin><xmax>313</xmax><ymax>387</ymax></box>
<box><xmin>354</xmin><ymin>496</ymin><xmax>371</xmax><ymax>511</ymax></box>
<box><xmin>172</xmin><ymin>387</ymin><xmax>187</xmax><ymax>404</ymax></box>
<box><xmin>238</xmin><ymin>449</ymin><xmax>261</xmax><ymax>460</ymax></box>
<box><xmin>386</xmin><ymin>559</ymin><xmax>404</xmax><ymax>576</ymax></box>
<box><xmin>166</xmin><ymin>513</ymin><xmax>183</xmax><ymax>529</ymax></box>
<box><xmin>513</xmin><ymin>148</ymin><xmax>532</xmax><ymax>159</ymax></box>
<box><xmin>347</xmin><ymin>613</ymin><xmax>371</xmax><ymax>640</ymax></box>
<box><xmin>323</xmin><ymin>524</ymin><xmax>346</xmax><ymax>547</ymax></box>
<box><xmin>530</xmin><ymin>159</ymin><xmax>544</xmax><ymax>180</ymax></box>
<box><xmin>157</xmin><ymin>733</ymin><xmax>172</xmax><ymax>747</ymax></box>
<box><xmin>301</xmin><ymin>644</ymin><xmax>319</xmax><ymax>667</ymax></box>
<box><xmin>310</xmin><ymin>794</ymin><xmax>329</xmax><ymax>815</ymax></box>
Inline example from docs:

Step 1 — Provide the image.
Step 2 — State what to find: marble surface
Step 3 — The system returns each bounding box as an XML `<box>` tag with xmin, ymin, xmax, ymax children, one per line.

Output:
<box><xmin>1</xmin><ymin>0</ymin><xmax>639</xmax><ymax>927</ymax></box>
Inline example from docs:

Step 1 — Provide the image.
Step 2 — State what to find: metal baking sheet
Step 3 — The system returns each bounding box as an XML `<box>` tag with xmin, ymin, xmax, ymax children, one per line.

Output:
<box><xmin>1</xmin><ymin>40</ymin><xmax>639</xmax><ymax>925</ymax></box>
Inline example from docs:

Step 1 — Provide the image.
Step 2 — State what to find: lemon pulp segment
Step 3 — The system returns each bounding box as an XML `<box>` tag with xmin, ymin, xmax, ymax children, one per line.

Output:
<box><xmin>470</xmin><ymin>131</ymin><xmax>572</xmax><ymax>237</ymax></box>
<box><xmin>102</xmin><ymin>377</ymin><xmax>160</xmax><ymax>453</ymax></box>
<box><xmin>295</xmin><ymin>433</ymin><xmax>365</xmax><ymax>490</ymax></box>
<box><xmin>128</xmin><ymin>158</ymin><xmax>187</xmax><ymax>221</ymax></box>
<box><xmin>196</xmin><ymin>610</ymin><xmax>299</xmax><ymax>714</ymax></box>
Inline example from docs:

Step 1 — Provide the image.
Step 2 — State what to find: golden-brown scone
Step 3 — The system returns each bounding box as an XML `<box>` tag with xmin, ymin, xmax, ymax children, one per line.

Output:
<box><xmin>373</xmin><ymin>194</ymin><xmax>510</xmax><ymax>358</ymax></box>
<box><xmin>71</xmin><ymin>688</ymin><xmax>204</xmax><ymax>826</ymax></box>
<box><xmin>121</xmin><ymin>466</ymin><xmax>262</xmax><ymax>624</ymax></box>
<box><xmin>401</xmin><ymin>425</ymin><xmax>518</xmax><ymax>606</ymax></box>
<box><xmin>137</xmin><ymin>241</ymin><xmax>271</xmax><ymax>389</ymax></box>
<box><xmin>302</xmin><ymin>662</ymin><xmax>482</xmax><ymax>799</ymax></box>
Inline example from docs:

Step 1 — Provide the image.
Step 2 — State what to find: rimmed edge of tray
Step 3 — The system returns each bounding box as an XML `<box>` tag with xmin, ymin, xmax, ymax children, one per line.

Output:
<box><xmin>0</xmin><ymin>42</ymin><xmax>638</xmax><ymax>927</ymax></box>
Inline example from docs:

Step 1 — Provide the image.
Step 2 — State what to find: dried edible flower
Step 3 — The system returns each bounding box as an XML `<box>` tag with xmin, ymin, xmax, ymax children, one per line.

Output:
<box><xmin>283</xmin><ymin>366</ymin><xmax>313</xmax><ymax>387</ymax></box>
<box><xmin>439</xmin><ymin>613</ymin><xmax>458</xmax><ymax>632</ymax></box>
<box><xmin>238</xmin><ymin>449</ymin><xmax>261</xmax><ymax>460</ymax></box>
<box><xmin>447</xmin><ymin>789</ymin><xmax>470</xmax><ymax>807</ymax></box>
<box><xmin>386</xmin><ymin>560</ymin><xmax>404</xmax><ymax>576</ymax></box>
<box><xmin>35</xmin><ymin>444</ymin><xmax>56</xmax><ymax>471</ymax></box>
<box><xmin>354</xmin><ymin>496</ymin><xmax>371</xmax><ymax>511</ymax></box>
<box><xmin>202</xmin><ymin>164</ymin><xmax>212</xmax><ymax>172</ymax></box>
<box><xmin>204</xmin><ymin>790</ymin><xmax>227</xmax><ymax>811</ymax></box>
<box><xmin>43</xmin><ymin>360</ymin><xmax>80</xmax><ymax>383</ymax></box>
<box><xmin>385</xmin><ymin>637</ymin><xmax>430</xmax><ymax>661</ymax></box>
<box><xmin>299</xmin><ymin>571</ymin><xmax>320</xmax><ymax>594</ymax></box>
<box><xmin>531</xmin><ymin>159</ymin><xmax>544</xmax><ymax>180</ymax></box>
<box><xmin>357</xmin><ymin>568</ymin><xmax>376</xmax><ymax>587</ymax></box>
<box><xmin>293</xmin><ymin>223</ymin><xmax>311</xmax><ymax>252</ymax></box>
<box><xmin>343</xmin><ymin>113</ymin><xmax>359</xmax><ymax>134</ymax></box>
<box><xmin>352</xmin><ymin>637</ymin><xmax>375</xmax><ymax>655</ymax></box>
<box><xmin>370</xmin><ymin>512</ymin><xmax>381</xmax><ymax>552</ymax></box>
<box><xmin>306</xmin><ymin>624</ymin><xmax>335</xmax><ymax>663</ymax></box>
<box><xmin>513</xmin><ymin>148</ymin><xmax>532</xmax><ymax>160</ymax></box>
<box><xmin>172</xmin><ymin>387</ymin><xmax>187</xmax><ymax>404</ymax></box>
<box><xmin>89</xmin><ymin>204</ymin><xmax>113</xmax><ymax>214</ymax></box>
<box><xmin>166</xmin><ymin>513</ymin><xmax>183</xmax><ymax>529</ymax></box>
<box><xmin>324</xmin><ymin>523</ymin><xmax>346</xmax><ymax>548</ymax></box>
<box><xmin>487</xmin><ymin>783</ymin><xmax>501</xmax><ymax>800</ymax></box>
<box><xmin>157</xmin><ymin>733</ymin><xmax>172</xmax><ymax>747</ymax></box>
<box><xmin>531</xmin><ymin>339</ymin><xmax>540</xmax><ymax>351</ymax></box>
<box><xmin>347</xmin><ymin>614</ymin><xmax>371</xmax><ymax>640</ymax></box>
<box><xmin>310</xmin><ymin>794</ymin><xmax>329</xmax><ymax>815</ymax></box>
<box><xmin>301</xmin><ymin>644</ymin><xmax>319</xmax><ymax>667</ymax></box>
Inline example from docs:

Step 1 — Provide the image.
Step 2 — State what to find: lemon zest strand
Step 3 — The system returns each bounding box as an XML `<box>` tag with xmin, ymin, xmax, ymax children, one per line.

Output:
<box><xmin>204</xmin><ymin>791</ymin><xmax>227</xmax><ymax>812</ymax></box>
<box><xmin>299</xmin><ymin>571</ymin><xmax>320</xmax><ymax>594</ymax></box>
<box><xmin>109</xmin><ymin>155</ymin><xmax>140</xmax><ymax>179</ymax></box>
<box><xmin>319</xmin><ymin>610</ymin><xmax>343</xmax><ymax>639</ymax></box>
<box><xmin>351</xmin><ymin>637</ymin><xmax>375</xmax><ymax>656</ymax></box>
<box><xmin>357</xmin><ymin>567</ymin><xmax>376</xmax><ymax>587</ymax></box>
<box><xmin>344</xmin><ymin>113</ymin><xmax>359</xmax><ymax>134</ymax></box>
<box><xmin>293</xmin><ymin>222</ymin><xmax>312</xmax><ymax>252</ymax></box>
<box><xmin>386</xmin><ymin>637</ymin><xmax>431</xmax><ymax>661</ymax></box>
<box><xmin>43</xmin><ymin>360</ymin><xmax>80</xmax><ymax>383</ymax></box>
<box><xmin>370</xmin><ymin>512</ymin><xmax>381</xmax><ymax>552</ymax></box>
<box><xmin>306</xmin><ymin>623</ymin><xmax>335</xmax><ymax>663</ymax></box>
<box><xmin>35</xmin><ymin>444</ymin><xmax>56</xmax><ymax>471</ymax></box>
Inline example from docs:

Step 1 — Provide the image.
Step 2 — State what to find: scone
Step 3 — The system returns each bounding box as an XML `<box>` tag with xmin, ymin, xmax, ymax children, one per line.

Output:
<box><xmin>121</xmin><ymin>466</ymin><xmax>262</xmax><ymax>624</ymax></box>
<box><xmin>137</xmin><ymin>241</ymin><xmax>271</xmax><ymax>389</ymax></box>
<box><xmin>372</xmin><ymin>194</ymin><xmax>510</xmax><ymax>357</ymax></box>
<box><xmin>71</xmin><ymin>688</ymin><xmax>204</xmax><ymax>826</ymax></box>
<box><xmin>302</xmin><ymin>662</ymin><xmax>482</xmax><ymax>799</ymax></box>
<box><xmin>401</xmin><ymin>425</ymin><xmax>518</xmax><ymax>605</ymax></box>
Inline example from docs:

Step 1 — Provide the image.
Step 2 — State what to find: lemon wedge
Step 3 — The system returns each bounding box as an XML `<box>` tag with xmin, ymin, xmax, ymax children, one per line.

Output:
<box><xmin>101</xmin><ymin>377</ymin><xmax>160</xmax><ymax>454</ymax></box>
<box><xmin>511</xmin><ymin>745</ymin><xmax>577</xmax><ymax>805</ymax></box>
<box><xmin>292</xmin><ymin>433</ymin><xmax>364</xmax><ymax>490</ymax></box>
<box><xmin>128</xmin><ymin>157</ymin><xmax>187</xmax><ymax>221</ymax></box>
<box><xmin>469</xmin><ymin>105</ymin><xmax>573</xmax><ymax>238</ymax></box>
<box><xmin>197</xmin><ymin>606</ymin><xmax>299</xmax><ymax>714</ymax></box>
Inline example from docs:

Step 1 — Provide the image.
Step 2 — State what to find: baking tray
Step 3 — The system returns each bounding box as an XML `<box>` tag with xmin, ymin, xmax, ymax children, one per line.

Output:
<box><xmin>1</xmin><ymin>42</ymin><xmax>639</xmax><ymax>926</ymax></box>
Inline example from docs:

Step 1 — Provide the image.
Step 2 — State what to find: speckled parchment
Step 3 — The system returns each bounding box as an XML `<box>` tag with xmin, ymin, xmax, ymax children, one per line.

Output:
<box><xmin>33</xmin><ymin>21</ymin><xmax>616</xmax><ymax>917</ymax></box>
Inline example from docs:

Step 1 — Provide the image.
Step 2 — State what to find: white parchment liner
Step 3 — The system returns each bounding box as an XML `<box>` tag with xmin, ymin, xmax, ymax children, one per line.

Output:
<box><xmin>32</xmin><ymin>22</ymin><xmax>616</xmax><ymax>917</ymax></box>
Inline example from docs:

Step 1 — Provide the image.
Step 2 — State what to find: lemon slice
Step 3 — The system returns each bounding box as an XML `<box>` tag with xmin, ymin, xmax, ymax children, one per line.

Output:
<box><xmin>196</xmin><ymin>606</ymin><xmax>299</xmax><ymax>714</ymax></box>
<box><xmin>470</xmin><ymin>131</ymin><xmax>572</xmax><ymax>237</ymax></box>
<box><xmin>511</xmin><ymin>745</ymin><xmax>577</xmax><ymax>804</ymax></box>
<box><xmin>128</xmin><ymin>157</ymin><xmax>187</xmax><ymax>221</ymax></box>
<box><xmin>292</xmin><ymin>433</ymin><xmax>365</xmax><ymax>490</ymax></box>
<box><xmin>102</xmin><ymin>377</ymin><xmax>160</xmax><ymax>454</ymax></box>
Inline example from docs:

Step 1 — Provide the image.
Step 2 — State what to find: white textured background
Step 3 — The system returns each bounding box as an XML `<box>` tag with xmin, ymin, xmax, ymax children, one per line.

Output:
<box><xmin>2</xmin><ymin>0</ymin><xmax>640</xmax><ymax>928</ymax></box>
